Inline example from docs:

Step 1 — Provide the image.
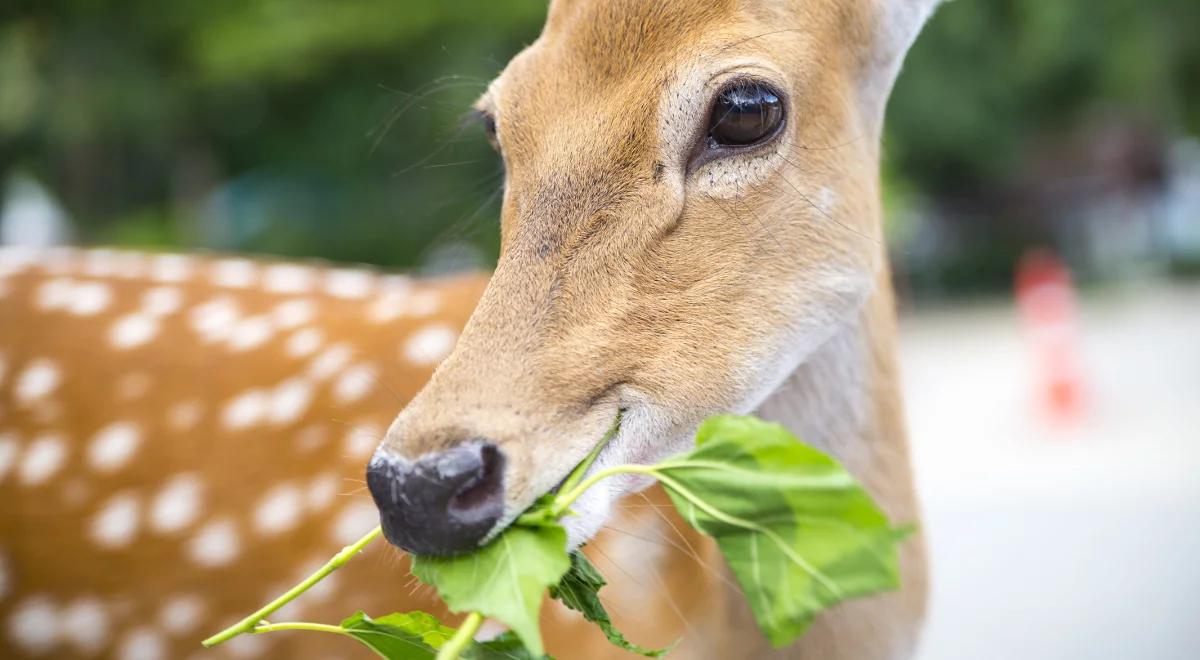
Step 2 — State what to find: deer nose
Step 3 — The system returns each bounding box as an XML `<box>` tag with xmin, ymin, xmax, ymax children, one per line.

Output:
<box><xmin>365</xmin><ymin>442</ymin><xmax>506</xmax><ymax>556</ymax></box>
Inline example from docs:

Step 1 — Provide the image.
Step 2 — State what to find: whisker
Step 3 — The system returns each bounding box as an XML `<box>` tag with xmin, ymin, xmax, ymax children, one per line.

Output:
<box><xmin>369</xmin><ymin>79</ymin><xmax>489</xmax><ymax>155</ymax></box>
<box><xmin>589</xmin><ymin>543</ymin><xmax>701</xmax><ymax>641</ymax></box>
<box><xmin>772</xmin><ymin>164</ymin><xmax>882</xmax><ymax>246</ymax></box>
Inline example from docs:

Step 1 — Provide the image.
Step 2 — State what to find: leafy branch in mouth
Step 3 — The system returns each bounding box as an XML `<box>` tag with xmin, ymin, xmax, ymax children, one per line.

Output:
<box><xmin>202</xmin><ymin>414</ymin><xmax>911</xmax><ymax>659</ymax></box>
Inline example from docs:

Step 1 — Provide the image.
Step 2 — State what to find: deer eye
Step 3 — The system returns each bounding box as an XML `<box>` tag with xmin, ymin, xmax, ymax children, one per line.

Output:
<box><xmin>474</xmin><ymin>110</ymin><xmax>499</xmax><ymax>151</ymax></box>
<box><xmin>706</xmin><ymin>81</ymin><xmax>784</xmax><ymax>148</ymax></box>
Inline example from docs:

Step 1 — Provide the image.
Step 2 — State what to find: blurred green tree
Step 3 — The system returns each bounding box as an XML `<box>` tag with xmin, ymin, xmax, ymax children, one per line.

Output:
<box><xmin>1</xmin><ymin>0</ymin><xmax>1196</xmax><ymax>281</ymax></box>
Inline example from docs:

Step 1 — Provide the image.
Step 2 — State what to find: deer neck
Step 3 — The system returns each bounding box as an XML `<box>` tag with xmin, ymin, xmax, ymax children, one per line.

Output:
<box><xmin>753</xmin><ymin>269</ymin><xmax>915</xmax><ymax>521</ymax></box>
<box><xmin>719</xmin><ymin>272</ymin><xmax>927</xmax><ymax>659</ymax></box>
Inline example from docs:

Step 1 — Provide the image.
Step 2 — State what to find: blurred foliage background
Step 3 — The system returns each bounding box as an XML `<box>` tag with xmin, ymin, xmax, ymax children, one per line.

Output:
<box><xmin>1</xmin><ymin>0</ymin><xmax>1198</xmax><ymax>296</ymax></box>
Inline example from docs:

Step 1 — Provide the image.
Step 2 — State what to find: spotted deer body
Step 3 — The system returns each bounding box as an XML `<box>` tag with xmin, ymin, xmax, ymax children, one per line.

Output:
<box><xmin>0</xmin><ymin>249</ymin><xmax>729</xmax><ymax>659</ymax></box>
<box><xmin>2</xmin><ymin>0</ymin><xmax>939</xmax><ymax>657</ymax></box>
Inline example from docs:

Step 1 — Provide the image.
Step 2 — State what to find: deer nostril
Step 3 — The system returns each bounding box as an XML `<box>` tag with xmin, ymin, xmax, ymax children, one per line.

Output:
<box><xmin>366</xmin><ymin>441</ymin><xmax>505</xmax><ymax>556</ymax></box>
<box><xmin>448</xmin><ymin>444</ymin><xmax>503</xmax><ymax>524</ymax></box>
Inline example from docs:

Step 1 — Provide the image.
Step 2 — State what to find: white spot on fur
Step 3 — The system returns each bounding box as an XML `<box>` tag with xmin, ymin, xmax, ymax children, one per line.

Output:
<box><xmin>227</xmin><ymin>315</ymin><xmax>273</xmax><ymax>352</ymax></box>
<box><xmin>309</xmin><ymin>343</ymin><xmax>352</xmax><ymax>380</ymax></box>
<box><xmin>268</xmin><ymin>378</ymin><xmax>313</xmax><ymax>425</ymax></box>
<box><xmin>344</xmin><ymin>424</ymin><xmax>381</xmax><ymax>458</ymax></box>
<box><xmin>91</xmin><ymin>491</ymin><xmax>141</xmax><ymax>549</ymax></box>
<box><xmin>142</xmin><ymin>286</ymin><xmax>183</xmax><ymax>316</ymax></box>
<box><xmin>222</xmin><ymin>389</ymin><xmax>268</xmax><ymax>430</ymax></box>
<box><xmin>324</xmin><ymin>269</ymin><xmax>374</xmax><ymax>299</ymax></box>
<box><xmin>332</xmin><ymin>501</ymin><xmax>379</xmax><ymax>545</ymax></box>
<box><xmin>116</xmin><ymin>372</ymin><xmax>152</xmax><ymax>400</ymax></box>
<box><xmin>333</xmin><ymin>363</ymin><xmax>376</xmax><ymax>404</ymax></box>
<box><xmin>367</xmin><ymin>288</ymin><xmax>410</xmax><ymax>324</ymax></box>
<box><xmin>306</xmin><ymin>473</ymin><xmax>339</xmax><ymax>511</ymax></box>
<box><xmin>263</xmin><ymin>264</ymin><xmax>315</xmax><ymax>294</ymax></box>
<box><xmin>61</xmin><ymin>596</ymin><xmax>110</xmax><ymax>654</ymax></box>
<box><xmin>151</xmin><ymin>474</ymin><xmax>203</xmax><ymax>534</ymax></box>
<box><xmin>368</xmin><ymin>288</ymin><xmax>441</xmax><ymax>323</ymax></box>
<box><xmin>149</xmin><ymin>254</ymin><xmax>192</xmax><ymax>283</ymax></box>
<box><xmin>166</xmin><ymin>400</ymin><xmax>204</xmax><ymax>431</ymax></box>
<box><xmin>117</xmin><ymin>627</ymin><xmax>166</xmax><ymax>660</ymax></box>
<box><xmin>254</xmin><ymin>484</ymin><xmax>303</xmax><ymax>536</ymax></box>
<box><xmin>225</xmin><ymin>631</ymin><xmax>269</xmax><ymax>658</ymax></box>
<box><xmin>0</xmin><ymin>432</ymin><xmax>18</xmax><ymax>483</ymax></box>
<box><xmin>110</xmin><ymin>313</ymin><xmax>160</xmax><ymax>349</ymax></box>
<box><xmin>80</xmin><ymin>249</ymin><xmax>116</xmax><ymax>277</ymax></box>
<box><xmin>159</xmin><ymin>594</ymin><xmax>205</xmax><ymax>635</ymax></box>
<box><xmin>14</xmin><ymin>358</ymin><xmax>61</xmax><ymax>405</ymax></box>
<box><xmin>212</xmin><ymin>259</ymin><xmax>257</xmax><ymax>289</ymax></box>
<box><xmin>88</xmin><ymin>422</ymin><xmax>142</xmax><ymax>473</ymax></box>
<box><xmin>406</xmin><ymin>290</ymin><xmax>443</xmax><ymax>317</ymax></box>
<box><xmin>20</xmin><ymin>434</ymin><xmax>66</xmax><ymax>485</ymax></box>
<box><xmin>35</xmin><ymin>277</ymin><xmax>73</xmax><ymax>311</ymax></box>
<box><xmin>110</xmin><ymin>251</ymin><xmax>146</xmax><ymax>279</ymax></box>
<box><xmin>67</xmin><ymin>280</ymin><xmax>112</xmax><ymax>316</ymax></box>
<box><xmin>294</xmin><ymin>425</ymin><xmax>327</xmax><ymax>453</ymax></box>
<box><xmin>272</xmin><ymin>299</ymin><xmax>315</xmax><ymax>329</ymax></box>
<box><xmin>190</xmin><ymin>296</ymin><xmax>240</xmax><ymax>342</ymax></box>
<box><xmin>187</xmin><ymin>518</ymin><xmax>240</xmax><ymax>567</ymax></box>
<box><xmin>402</xmin><ymin>324</ymin><xmax>457</xmax><ymax>366</ymax></box>
<box><xmin>286</xmin><ymin>327</ymin><xmax>323</xmax><ymax>358</ymax></box>
<box><xmin>7</xmin><ymin>596</ymin><xmax>59</xmax><ymax>653</ymax></box>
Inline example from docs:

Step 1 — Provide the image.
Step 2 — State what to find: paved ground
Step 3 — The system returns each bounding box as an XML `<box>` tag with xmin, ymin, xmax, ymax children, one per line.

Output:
<box><xmin>901</xmin><ymin>281</ymin><xmax>1200</xmax><ymax>659</ymax></box>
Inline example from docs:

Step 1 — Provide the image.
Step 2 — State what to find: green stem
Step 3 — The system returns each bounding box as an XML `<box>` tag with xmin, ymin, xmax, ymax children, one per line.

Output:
<box><xmin>202</xmin><ymin>526</ymin><xmax>383</xmax><ymax>648</ymax></box>
<box><xmin>253</xmin><ymin>621</ymin><xmax>355</xmax><ymax>636</ymax></box>
<box><xmin>556</xmin><ymin>411</ymin><xmax>623</xmax><ymax>497</ymax></box>
<box><xmin>436</xmin><ymin>611</ymin><xmax>484</xmax><ymax>660</ymax></box>
<box><xmin>550</xmin><ymin>464</ymin><xmax>658</xmax><ymax>517</ymax></box>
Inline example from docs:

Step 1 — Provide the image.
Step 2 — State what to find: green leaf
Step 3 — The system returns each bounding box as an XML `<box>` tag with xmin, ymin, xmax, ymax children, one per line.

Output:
<box><xmin>653</xmin><ymin>414</ymin><xmax>907</xmax><ymax>647</ymax></box>
<box><xmin>410</xmin><ymin>524</ymin><xmax>571</xmax><ymax>656</ymax></box>
<box><xmin>549</xmin><ymin>552</ymin><xmax>669</xmax><ymax>657</ymax></box>
<box><xmin>339</xmin><ymin>610</ymin><xmax>453</xmax><ymax>659</ymax></box>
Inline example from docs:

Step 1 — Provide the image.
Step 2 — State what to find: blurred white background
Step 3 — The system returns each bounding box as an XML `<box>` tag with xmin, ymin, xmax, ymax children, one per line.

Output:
<box><xmin>906</xmin><ymin>282</ymin><xmax>1200</xmax><ymax>659</ymax></box>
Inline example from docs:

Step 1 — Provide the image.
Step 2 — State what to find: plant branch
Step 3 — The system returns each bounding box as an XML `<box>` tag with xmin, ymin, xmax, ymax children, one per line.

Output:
<box><xmin>556</xmin><ymin>411</ymin><xmax>623</xmax><ymax>497</ymax></box>
<box><xmin>202</xmin><ymin>526</ymin><xmax>383</xmax><ymax>648</ymax></box>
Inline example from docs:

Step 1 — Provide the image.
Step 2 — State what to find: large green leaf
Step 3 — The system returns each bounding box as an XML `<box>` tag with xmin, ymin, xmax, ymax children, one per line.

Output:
<box><xmin>653</xmin><ymin>415</ymin><xmax>907</xmax><ymax>647</ymax></box>
<box><xmin>410</xmin><ymin>523</ymin><xmax>570</xmax><ymax>656</ymax></box>
<box><xmin>549</xmin><ymin>552</ymin><xmax>669</xmax><ymax>657</ymax></box>
<box><xmin>339</xmin><ymin>610</ymin><xmax>450</xmax><ymax>658</ymax></box>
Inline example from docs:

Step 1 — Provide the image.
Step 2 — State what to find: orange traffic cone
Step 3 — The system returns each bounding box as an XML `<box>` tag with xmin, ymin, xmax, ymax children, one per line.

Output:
<box><xmin>1015</xmin><ymin>249</ymin><xmax>1086</xmax><ymax>424</ymax></box>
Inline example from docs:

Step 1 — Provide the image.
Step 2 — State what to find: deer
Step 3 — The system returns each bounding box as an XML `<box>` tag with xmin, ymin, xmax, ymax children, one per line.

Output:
<box><xmin>0</xmin><ymin>0</ymin><xmax>940</xmax><ymax>658</ymax></box>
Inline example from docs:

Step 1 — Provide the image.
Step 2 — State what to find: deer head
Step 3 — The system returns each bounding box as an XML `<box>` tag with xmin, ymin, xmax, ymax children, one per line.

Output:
<box><xmin>368</xmin><ymin>0</ymin><xmax>941</xmax><ymax>556</ymax></box>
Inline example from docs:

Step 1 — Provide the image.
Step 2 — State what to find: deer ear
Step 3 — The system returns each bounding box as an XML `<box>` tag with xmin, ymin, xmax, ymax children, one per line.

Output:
<box><xmin>857</xmin><ymin>0</ymin><xmax>943</xmax><ymax>127</ymax></box>
<box><xmin>872</xmin><ymin>0</ymin><xmax>942</xmax><ymax>64</ymax></box>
